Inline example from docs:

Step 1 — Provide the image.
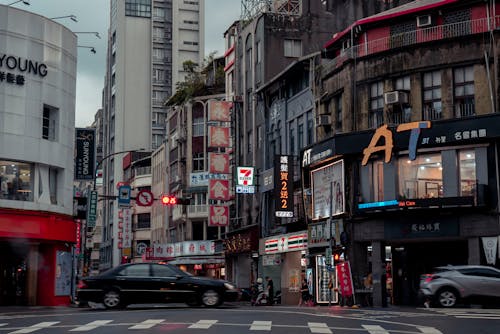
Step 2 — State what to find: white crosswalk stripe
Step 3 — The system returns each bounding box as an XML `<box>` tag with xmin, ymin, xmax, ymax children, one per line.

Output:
<box><xmin>362</xmin><ymin>324</ymin><xmax>389</xmax><ymax>334</ymax></box>
<box><xmin>308</xmin><ymin>322</ymin><xmax>332</xmax><ymax>334</ymax></box>
<box><xmin>432</xmin><ymin>309</ymin><xmax>500</xmax><ymax>320</ymax></box>
<box><xmin>128</xmin><ymin>319</ymin><xmax>164</xmax><ymax>329</ymax></box>
<box><xmin>8</xmin><ymin>321</ymin><xmax>59</xmax><ymax>334</ymax></box>
<box><xmin>417</xmin><ymin>327</ymin><xmax>443</xmax><ymax>334</ymax></box>
<box><xmin>0</xmin><ymin>324</ymin><xmax>7</xmax><ymax>327</ymax></box>
<box><xmin>250</xmin><ymin>321</ymin><xmax>272</xmax><ymax>331</ymax></box>
<box><xmin>188</xmin><ymin>319</ymin><xmax>218</xmax><ymax>329</ymax></box>
<box><xmin>70</xmin><ymin>320</ymin><xmax>113</xmax><ymax>332</ymax></box>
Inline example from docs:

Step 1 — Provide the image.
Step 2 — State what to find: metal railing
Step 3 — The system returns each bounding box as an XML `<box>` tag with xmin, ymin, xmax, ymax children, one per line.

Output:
<box><xmin>134</xmin><ymin>166</ymin><xmax>151</xmax><ymax>177</ymax></box>
<box><xmin>423</xmin><ymin>107</ymin><xmax>443</xmax><ymax>121</ymax></box>
<box><xmin>188</xmin><ymin>204</ymin><xmax>208</xmax><ymax>216</ymax></box>
<box><xmin>455</xmin><ymin>102</ymin><xmax>476</xmax><ymax>118</ymax></box>
<box><xmin>369</xmin><ymin>110</ymin><xmax>384</xmax><ymax>129</ymax></box>
<box><xmin>389</xmin><ymin>109</ymin><xmax>412</xmax><ymax>125</ymax></box>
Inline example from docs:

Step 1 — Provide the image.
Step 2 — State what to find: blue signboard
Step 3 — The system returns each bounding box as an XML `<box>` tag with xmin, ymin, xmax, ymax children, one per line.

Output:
<box><xmin>118</xmin><ymin>185</ymin><xmax>131</xmax><ymax>207</ymax></box>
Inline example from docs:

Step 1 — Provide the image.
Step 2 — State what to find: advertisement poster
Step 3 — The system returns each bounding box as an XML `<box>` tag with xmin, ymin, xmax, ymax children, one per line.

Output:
<box><xmin>55</xmin><ymin>251</ymin><xmax>72</xmax><ymax>296</ymax></box>
<box><xmin>289</xmin><ymin>269</ymin><xmax>300</xmax><ymax>292</ymax></box>
<box><xmin>315</xmin><ymin>255</ymin><xmax>338</xmax><ymax>304</ymax></box>
<box><xmin>74</xmin><ymin>128</ymin><xmax>96</xmax><ymax>181</ymax></box>
<box><xmin>311</xmin><ymin>160</ymin><xmax>345</xmax><ymax>220</ymax></box>
<box><xmin>306</xmin><ymin>268</ymin><xmax>313</xmax><ymax>296</ymax></box>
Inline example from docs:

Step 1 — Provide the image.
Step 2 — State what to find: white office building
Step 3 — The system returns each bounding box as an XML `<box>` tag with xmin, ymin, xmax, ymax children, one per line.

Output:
<box><xmin>100</xmin><ymin>0</ymin><xmax>205</xmax><ymax>269</ymax></box>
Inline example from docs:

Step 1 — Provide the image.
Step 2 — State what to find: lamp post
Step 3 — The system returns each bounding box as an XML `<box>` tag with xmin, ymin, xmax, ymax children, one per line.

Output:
<box><xmin>50</xmin><ymin>14</ymin><xmax>78</xmax><ymax>22</ymax></box>
<box><xmin>6</xmin><ymin>0</ymin><xmax>30</xmax><ymax>6</ymax></box>
<box><xmin>78</xmin><ymin>45</ymin><xmax>96</xmax><ymax>54</ymax></box>
<box><xmin>74</xmin><ymin>31</ymin><xmax>101</xmax><ymax>39</ymax></box>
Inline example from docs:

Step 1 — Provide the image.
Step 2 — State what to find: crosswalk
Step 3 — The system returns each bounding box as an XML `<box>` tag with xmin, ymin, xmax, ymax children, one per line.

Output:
<box><xmin>0</xmin><ymin>319</ymin><xmax>445</xmax><ymax>333</ymax></box>
<box><xmin>429</xmin><ymin>308</ymin><xmax>500</xmax><ymax>320</ymax></box>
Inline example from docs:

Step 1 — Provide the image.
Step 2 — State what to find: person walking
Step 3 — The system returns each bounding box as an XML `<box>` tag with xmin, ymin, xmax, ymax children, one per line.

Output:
<box><xmin>299</xmin><ymin>278</ymin><xmax>311</xmax><ymax>306</ymax></box>
<box><xmin>265</xmin><ymin>276</ymin><xmax>274</xmax><ymax>305</ymax></box>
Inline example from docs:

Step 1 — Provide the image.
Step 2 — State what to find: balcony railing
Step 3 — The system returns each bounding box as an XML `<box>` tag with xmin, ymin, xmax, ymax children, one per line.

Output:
<box><xmin>323</xmin><ymin>16</ymin><xmax>500</xmax><ymax>75</ymax></box>
<box><xmin>388</xmin><ymin>109</ymin><xmax>411</xmax><ymax>125</ymax></box>
<box><xmin>423</xmin><ymin>107</ymin><xmax>443</xmax><ymax>121</ymax></box>
<box><xmin>455</xmin><ymin>102</ymin><xmax>476</xmax><ymax>118</ymax></box>
<box><xmin>134</xmin><ymin>166</ymin><xmax>151</xmax><ymax>177</ymax></box>
<box><xmin>369</xmin><ymin>110</ymin><xmax>384</xmax><ymax>129</ymax></box>
<box><xmin>187</xmin><ymin>204</ymin><xmax>208</xmax><ymax>217</ymax></box>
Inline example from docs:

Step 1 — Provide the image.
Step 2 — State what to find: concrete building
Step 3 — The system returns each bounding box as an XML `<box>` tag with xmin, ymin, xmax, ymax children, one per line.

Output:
<box><xmin>100</xmin><ymin>0</ymin><xmax>205</xmax><ymax>269</ymax></box>
<box><xmin>302</xmin><ymin>0</ymin><xmax>500</xmax><ymax>307</ymax></box>
<box><xmin>0</xmin><ymin>5</ymin><xmax>77</xmax><ymax>305</ymax></box>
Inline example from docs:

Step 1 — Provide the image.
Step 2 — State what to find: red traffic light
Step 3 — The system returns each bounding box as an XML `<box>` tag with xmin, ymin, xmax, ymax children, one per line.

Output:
<box><xmin>161</xmin><ymin>194</ymin><xmax>177</xmax><ymax>205</ymax></box>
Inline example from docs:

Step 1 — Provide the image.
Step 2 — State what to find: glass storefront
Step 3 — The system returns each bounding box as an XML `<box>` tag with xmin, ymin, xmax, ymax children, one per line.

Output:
<box><xmin>398</xmin><ymin>153</ymin><xmax>443</xmax><ymax>199</ymax></box>
<box><xmin>459</xmin><ymin>150</ymin><xmax>476</xmax><ymax>197</ymax></box>
<box><xmin>0</xmin><ymin>160</ymin><xmax>33</xmax><ymax>201</ymax></box>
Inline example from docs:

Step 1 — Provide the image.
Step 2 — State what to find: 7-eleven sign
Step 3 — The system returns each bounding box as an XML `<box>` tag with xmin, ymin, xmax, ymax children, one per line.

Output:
<box><xmin>237</xmin><ymin>167</ymin><xmax>254</xmax><ymax>186</ymax></box>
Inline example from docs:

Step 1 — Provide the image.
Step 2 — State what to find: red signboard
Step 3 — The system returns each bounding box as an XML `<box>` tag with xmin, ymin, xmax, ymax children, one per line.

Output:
<box><xmin>209</xmin><ymin>179</ymin><xmax>229</xmax><ymax>200</ymax></box>
<box><xmin>336</xmin><ymin>261</ymin><xmax>354</xmax><ymax>297</ymax></box>
<box><xmin>208</xmin><ymin>100</ymin><xmax>232</xmax><ymax>122</ymax></box>
<box><xmin>208</xmin><ymin>126</ymin><xmax>230</xmax><ymax>148</ymax></box>
<box><xmin>209</xmin><ymin>153</ymin><xmax>230</xmax><ymax>174</ymax></box>
<box><xmin>209</xmin><ymin>205</ymin><xmax>229</xmax><ymax>226</ymax></box>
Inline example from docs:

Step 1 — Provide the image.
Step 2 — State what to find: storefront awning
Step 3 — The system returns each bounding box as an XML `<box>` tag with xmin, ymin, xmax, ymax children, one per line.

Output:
<box><xmin>168</xmin><ymin>256</ymin><xmax>225</xmax><ymax>265</ymax></box>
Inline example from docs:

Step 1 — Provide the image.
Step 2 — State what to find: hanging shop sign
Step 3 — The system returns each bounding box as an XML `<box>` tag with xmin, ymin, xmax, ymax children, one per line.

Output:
<box><xmin>236</xmin><ymin>166</ymin><xmax>256</xmax><ymax>194</ymax></box>
<box><xmin>308</xmin><ymin>219</ymin><xmax>343</xmax><ymax>248</ymax></box>
<box><xmin>208</xmin><ymin>100</ymin><xmax>232</xmax><ymax>122</ymax></box>
<box><xmin>336</xmin><ymin>261</ymin><xmax>354</xmax><ymax>298</ymax></box>
<box><xmin>209</xmin><ymin>153</ymin><xmax>230</xmax><ymax>174</ymax></box>
<box><xmin>224</xmin><ymin>229</ymin><xmax>258</xmax><ymax>254</ymax></box>
<box><xmin>209</xmin><ymin>205</ymin><xmax>229</xmax><ymax>227</ymax></box>
<box><xmin>274</xmin><ymin>155</ymin><xmax>294</xmax><ymax>218</ymax></box>
<box><xmin>209</xmin><ymin>179</ymin><xmax>230</xmax><ymax>200</ymax></box>
<box><xmin>311</xmin><ymin>160</ymin><xmax>345</xmax><ymax>220</ymax></box>
<box><xmin>208</xmin><ymin>126</ymin><xmax>230</xmax><ymax>147</ymax></box>
<box><xmin>264</xmin><ymin>232</ymin><xmax>307</xmax><ymax>254</ymax></box>
<box><xmin>74</xmin><ymin>128</ymin><xmax>96</xmax><ymax>181</ymax></box>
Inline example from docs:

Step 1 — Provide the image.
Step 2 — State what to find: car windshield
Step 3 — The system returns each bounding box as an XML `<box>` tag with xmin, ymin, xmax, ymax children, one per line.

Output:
<box><xmin>168</xmin><ymin>264</ymin><xmax>192</xmax><ymax>276</ymax></box>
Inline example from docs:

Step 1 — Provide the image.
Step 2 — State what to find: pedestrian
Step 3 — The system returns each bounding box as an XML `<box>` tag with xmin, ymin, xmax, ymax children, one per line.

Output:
<box><xmin>299</xmin><ymin>278</ymin><xmax>311</xmax><ymax>306</ymax></box>
<box><xmin>265</xmin><ymin>276</ymin><xmax>274</xmax><ymax>305</ymax></box>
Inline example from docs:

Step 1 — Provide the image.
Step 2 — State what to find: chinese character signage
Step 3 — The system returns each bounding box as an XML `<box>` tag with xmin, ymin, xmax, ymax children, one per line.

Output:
<box><xmin>152</xmin><ymin>241</ymin><xmax>216</xmax><ymax>259</ymax></box>
<box><xmin>209</xmin><ymin>153</ymin><xmax>230</xmax><ymax>174</ymax></box>
<box><xmin>209</xmin><ymin>179</ymin><xmax>229</xmax><ymax>200</ymax></box>
<box><xmin>190</xmin><ymin>172</ymin><xmax>228</xmax><ymax>187</ymax></box>
<box><xmin>75</xmin><ymin>128</ymin><xmax>96</xmax><ymax>181</ymax></box>
<box><xmin>121</xmin><ymin>208</ymin><xmax>132</xmax><ymax>248</ymax></box>
<box><xmin>0</xmin><ymin>54</ymin><xmax>48</xmax><ymax>87</ymax></box>
<box><xmin>208</xmin><ymin>126</ymin><xmax>230</xmax><ymax>148</ymax></box>
<box><xmin>208</xmin><ymin>100</ymin><xmax>232</xmax><ymax>122</ymax></box>
<box><xmin>311</xmin><ymin>160</ymin><xmax>345</xmax><ymax>220</ymax></box>
<box><xmin>274</xmin><ymin>155</ymin><xmax>294</xmax><ymax>218</ymax></box>
<box><xmin>336</xmin><ymin>261</ymin><xmax>354</xmax><ymax>297</ymax></box>
<box><xmin>209</xmin><ymin>205</ymin><xmax>229</xmax><ymax>226</ymax></box>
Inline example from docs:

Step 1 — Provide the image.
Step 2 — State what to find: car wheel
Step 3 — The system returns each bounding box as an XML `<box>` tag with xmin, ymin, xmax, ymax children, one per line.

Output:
<box><xmin>186</xmin><ymin>296</ymin><xmax>201</xmax><ymax>307</ymax></box>
<box><xmin>437</xmin><ymin>288</ymin><xmax>458</xmax><ymax>308</ymax></box>
<box><xmin>201</xmin><ymin>290</ymin><xmax>221</xmax><ymax>307</ymax></box>
<box><xmin>103</xmin><ymin>290</ymin><xmax>122</xmax><ymax>309</ymax></box>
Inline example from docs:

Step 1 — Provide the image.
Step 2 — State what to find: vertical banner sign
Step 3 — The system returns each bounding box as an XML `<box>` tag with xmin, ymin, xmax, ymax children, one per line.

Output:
<box><xmin>208</xmin><ymin>126</ymin><xmax>230</xmax><ymax>148</ymax></box>
<box><xmin>336</xmin><ymin>261</ymin><xmax>354</xmax><ymax>297</ymax></box>
<box><xmin>87</xmin><ymin>190</ymin><xmax>98</xmax><ymax>227</ymax></box>
<box><xmin>275</xmin><ymin>155</ymin><xmax>294</xmax><ymax>218</ymax></box>
<box><xmin>482</xmin><ymin>237</ymin><xmax>498</xmax><ymax>265</ymax></box>
<box><xmin>209</xmin><ymin>153</ymin><xmax>230</xmax><ymax>174</ymax></box>
<box><xmin>209</xmin><ymin>179</ymin><xmax>230</xmax><ymax>200</ymax></box>
<box><xmin>74</xmin><ymin>128</ymin><xmax>96</xmax><ymax>181</ymax></box>
<box><xmin>122</xmin><ymin>208</ymin><xmax>132</xmax><ymax>248</ymax></box>
<box><xmin>209</xmin><ymin>205</ymin><xmax>229</xmax><ymax>226</ymax></box>
<box><xmin>208</xmin><ymin>100</ymin><xmax>232</xmax><ymax>122</ymax></box>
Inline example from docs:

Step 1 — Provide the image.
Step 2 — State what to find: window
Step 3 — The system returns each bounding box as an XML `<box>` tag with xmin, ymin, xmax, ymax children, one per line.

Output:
<box><xmin>183</xmin><ymin>20</ymin><xmax>198</xmax><ymax>25</ymax></box>
<box><xmin>183</xmin><ymin>41</ymin><xmax>199</xmax><ymax>46</ymax></box>
<box><xmin>153</xmin><ymin>7</ymin><xmax>165</xmax><ymax>18</ymax></box>
<box><xmin>0</xmin><ymin>160</ymin><xmax>33</xmax><ymax>201</ymax></box>
<box><xmin>454</xmin><ymin>66</ymin><xmax>475</xmax><ymax>117</ymax></box>
<box><xmin>49</xmin><ymin>167</ymin><xmax>57</xmax><ymax>204</ymax></box>
<box><xmin>153</xmin><ymin>27</ymin><xmax>165</xmax><ymax>40</ymax></box>
<box><xmin>369</xmin><ymin>81</ymin><xmax>384</xmax><ymax>128</ymax></box>
<box><xmin>118</xmin><ymin>264</ymin><xmax>150</xmax><ymax>276</ymax></box>
<box><xmin>193</xmin><ymin>152</ymin><xmax>204</xmax><ymax>171</ymax></box>
<box><xmin>153</xmin><ymin>69</ymin><xmax>165</xmax><ymax>82</ymax></box>
<box><xmin>152</xmin><ymin>134</ymin><xmax>163</xmax><ymax>149</ymax></box>
<box><xmin>192</xmin><ymin>117</ymin><xmax>204</xmax><ymax>136</ymax></box>
<box><xmin>42</xmin><ymin>105</ymin><xmax>58</xmax><ymax>141</ymax></box>
<box><xmin>423</xmin><ymin>71</ymin><xmax>442</xmax><ymax>120</ymax></box>
<box><xmin>459</xmin><ymin>150</ymin><xmax>476</xmax><ymax>197</ymax></box>
<box><xmin>284</xmin><ymin>39</ymin><xmax>302</xmax><ymax>57</ymax></box>
<box><xmin>289</xmin><ymin>128</ymin><xmax>295</xmax><ymax>155</ymax></box>
<box><xmin>137</xmin><ymin>213</ymin><xmax>151</xmax><ymax>229</ymax></box>
<box><xmin>153</xmin><ymin>48</ymin><xmax>165</xmax><ymax>60</ymax></box>
<box><xmin>307</xmin><ymin>117</ymin><xmax>313</xmax><ymax>145</ymax></box>
<box><xmin>298</xmin><ymin>123</ymin><xmax>304</xmax><ymax>151</ymax></box>
<box><xmin>256</xmin><ymin>40</ymin><xmax>262</xmax><ymax>63</ymax></box>
<box><xmin>391</xmin><ymin>76</ymin><xmax>411</xmax><ymax>124</ymax></box>
<box><xmin>192</xmin><ymin>221</ymin><xmax>204</xmax><ymax>240</ymax></box>
<box><xmin>151</xmin><ymin>264</ymin><xmax>178</xmax><ymax>277</ymax></box>
<box><xmin>335</xmin><ymin>94</ymin><xmax>342</xmax><ymax>131</ymax></box>
<box><xmin>398</xmin><ymin>153</ymin><xmax>443</xmax><ymax>199</ymax></box>
<box><xmin>125</xmin><ymin>0</ymin><xmax>151</xmax><ymax>18</ymax></box>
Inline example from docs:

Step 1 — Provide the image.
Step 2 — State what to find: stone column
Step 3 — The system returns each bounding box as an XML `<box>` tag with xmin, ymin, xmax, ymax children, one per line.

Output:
<box><xmin>468</xmin><ymin>237</ymin><xmax>480</xmax><ymax>265</ymax></box>
<box><xmin>26</xmin><ymin>243</ymin><xmax>39</xmax><ymax>306</ymax></box>
<box><xmin>371</xmin><ymin>241</ymin><xmax>384</xmax><ymax>307</ymax></box>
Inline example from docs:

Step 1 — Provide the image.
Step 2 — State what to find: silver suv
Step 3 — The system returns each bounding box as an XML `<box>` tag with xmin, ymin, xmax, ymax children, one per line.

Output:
<box><xmin>419</xmin><ymin>265</ymin><xmax>500</xmax><ymax>308</ymax></box>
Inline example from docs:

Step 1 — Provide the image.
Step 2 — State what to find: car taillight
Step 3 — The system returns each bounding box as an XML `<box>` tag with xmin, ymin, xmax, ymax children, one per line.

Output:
<box><xmin>77</xmin><ymin>280</ymin><xmax>88</xmax><ymax>289</ymax></box>
<box><xmin>423</xmin><ymin>274</ymin><xmax>440</xmax><ymax>283</ymax></box>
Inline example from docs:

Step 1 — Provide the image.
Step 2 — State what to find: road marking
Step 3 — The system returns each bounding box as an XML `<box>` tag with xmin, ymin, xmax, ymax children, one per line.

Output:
<box><xmin>308</xmin><ymin>322</ymin><xmax>332</xmax><ymax>334</ymax></box>
<box><xmin>129</xmin><ymin>319</ymin><xmax>164</xmax><ymax>329</ymax></box>
<box><xmin>362</xmin><ymin>324</ymin><xmax>390</xmax><ymax>334</ymax></box>
<box><xmin>250</xmin><ymin>321</ymin><xmax>272</xmax><ymax>331</ymax></box>
<box><xmin>8</xmin><ymin>322</ymin><xmax>59</xmax><ymax>334</ymax></box>
<box><xmin>417</xmin><ymin>327</ymin><xmax>443</xmax><ymax>334</ymax></box>
<box><xmin>0</xmin><ymin>324</ymin><xmax>7</xmax><ymax>327</ymax></box>
<box><xmin>188</xmin><ymin>320</ymin><xmax>218</xmax><ymax>329</ymax></box>
<box><xmin>70</xmin><ymin>320</ymin><xmax>113</xmax><ymax>331</ymax></box>
<box><xmin>455</xmin><ymin>315</ymin><xmax>500</xmax><ymax>319</ymax></box>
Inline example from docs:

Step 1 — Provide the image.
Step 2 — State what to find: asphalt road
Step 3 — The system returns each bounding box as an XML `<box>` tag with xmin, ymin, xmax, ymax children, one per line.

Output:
<box><xmin>0</xmin><ymin>303</ymin><xmax>499</xmax><ymax>333</ymax></box>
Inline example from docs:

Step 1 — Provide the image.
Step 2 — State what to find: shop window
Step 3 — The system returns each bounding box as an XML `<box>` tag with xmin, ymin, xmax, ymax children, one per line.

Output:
<box><xmin>0</xmin><ymin>160</ymin><xmax>33</xmax><ymax>201</ymax></box>
<box><xmin>398</xmin><ymin>153</ymin><xmax>443</xmax><ymax>199</ymax></box>
<box><xmin>459</xmin><ymin>150</ymin><xmax>476</xmax><ymax>197</ymax></box>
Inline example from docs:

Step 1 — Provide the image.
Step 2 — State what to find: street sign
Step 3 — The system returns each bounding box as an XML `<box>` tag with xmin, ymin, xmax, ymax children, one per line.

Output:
<box><xmin>325</xmin><ymin>248</ymin><xmax>332</xmax><ymax>265</ymax></box>
<box><xmin>118</xmin><ymin>185</ymin><xmax>131</xmax><ymax>207</ymax></box>
<box><xmin>87</xmin><ymin>191</ymin><xmax>98</xmax><ymax>227</ymax></box>
<box><xmin>136</xmin><ymin>189</ymin><xmax>154</xmax><ymax>207</ymax></box>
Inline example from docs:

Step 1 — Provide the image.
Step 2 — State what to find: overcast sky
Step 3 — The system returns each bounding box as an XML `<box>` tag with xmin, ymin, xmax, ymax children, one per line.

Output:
<box><xmin>14</xmin><ymin>0</ymin><xmax>240</xmax><ymax>127</ymax></box>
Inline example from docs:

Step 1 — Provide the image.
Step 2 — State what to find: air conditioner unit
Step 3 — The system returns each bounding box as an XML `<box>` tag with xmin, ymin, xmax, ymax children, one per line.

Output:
<box><xmin>384</xmin><ymin>91</ymin><xmax>409</xmax><ymax>105</ymax></box>
<box><xmin>316</xmin><ymin>114</ymin><xmax>331</xmax><ymax>127</ymax></box>
<box><xmin>417</xmin><ymin>15</ymin><xmax>432</xmax><ymax>28</ymax></box>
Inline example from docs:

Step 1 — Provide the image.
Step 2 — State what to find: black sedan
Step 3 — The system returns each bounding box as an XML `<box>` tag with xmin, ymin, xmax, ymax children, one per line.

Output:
<box><xmin>77</xmin><ymin>263</ymin><xmax>239</xmax><ymax>309</ymax></box>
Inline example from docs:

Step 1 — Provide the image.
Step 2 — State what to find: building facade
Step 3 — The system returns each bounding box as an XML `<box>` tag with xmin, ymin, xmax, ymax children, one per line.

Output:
<box><xmin>0</xmin><ymin>5</ymin><xmax>77</xmax><ymax>305</ymax></box>
<box><xmin>302</xmin><ymin>0</ymin><xmax>500</xmax><ymax>307</ymax></box>
<box><xmin>100</xmin><ymin>0</ymin><xmax>205</xmax><ymax>270</ymax></box>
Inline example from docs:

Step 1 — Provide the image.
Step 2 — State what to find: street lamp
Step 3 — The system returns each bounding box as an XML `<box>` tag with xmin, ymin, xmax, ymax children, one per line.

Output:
<box><xmin>50</xmin><ymin>14</ymin><xmax>78</xmax><ymax>22</ymax></box>
<box><xmin>93</xmin><ymin>148</ymin><xmax>146</xmax><ymax>191</ymax></box>
<box><xmin>74</xmin><ymin>31</ymin><xmax>101</xmax><ymax>39</ymax></box>
<box><xmin>6</xmin><ymin>0</ymin><xmax>30</xmax><ymax>6</ymax></box>
<box><xmin>78</xmin><ymin>45</ymin><xmax>96</xmax><ymax>54</ymax></box>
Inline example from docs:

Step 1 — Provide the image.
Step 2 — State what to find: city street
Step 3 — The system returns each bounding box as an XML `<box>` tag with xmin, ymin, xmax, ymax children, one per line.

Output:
<box><xmin>0</xmin><ymin>304</ymin><xmax>499</xmax><ymax>334</ymax></box>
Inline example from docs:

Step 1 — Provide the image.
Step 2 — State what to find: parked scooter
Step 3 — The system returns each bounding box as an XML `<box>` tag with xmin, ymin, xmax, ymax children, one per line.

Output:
<box><xmin>251</xmin><ymin>278</ymin><xmax>269</xmax><ymax>306</ymax></box>
<box><xmin>273</xmin><ymin>290</ymin><xmax>281</xmax><ymax>305</ymax></box>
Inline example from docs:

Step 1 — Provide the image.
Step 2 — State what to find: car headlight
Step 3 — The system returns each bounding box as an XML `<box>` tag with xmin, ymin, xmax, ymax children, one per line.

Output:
<box><xmin>224</xmin><ymin>282</ymin><xmax>236</xmax><ymax>290</ymax></box>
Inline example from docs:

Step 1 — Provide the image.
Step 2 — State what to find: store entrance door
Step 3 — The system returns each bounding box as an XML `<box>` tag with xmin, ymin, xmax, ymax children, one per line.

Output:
<box><xmin>0</xmin><ymin>242</ymin><xmax>29</xmax><ymax>306</ymax></box>
<box><xmin>390</xmin><ymin>240</ymin><xmax>467</xmax><ymax>306</ymax></box>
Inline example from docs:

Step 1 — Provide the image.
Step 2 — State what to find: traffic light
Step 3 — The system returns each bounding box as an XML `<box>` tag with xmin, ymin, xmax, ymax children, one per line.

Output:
<box><xmin>161</xmin><ymin>194</ymin><xmax>177</xmax><ymax>205</ymax></box>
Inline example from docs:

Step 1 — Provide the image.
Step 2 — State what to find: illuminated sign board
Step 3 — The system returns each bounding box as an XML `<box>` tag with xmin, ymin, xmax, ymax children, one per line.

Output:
<box><xmin>274</xmin><ymin>155</ymin><xmax>294</xmax><ymax>218</ymax></box>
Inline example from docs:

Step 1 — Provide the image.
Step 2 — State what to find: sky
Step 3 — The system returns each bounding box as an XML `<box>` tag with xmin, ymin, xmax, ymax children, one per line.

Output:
<box><xmin>11</xmin><ymin>0</ymin><xmax>241</xmax><ymax>127</ymax></box>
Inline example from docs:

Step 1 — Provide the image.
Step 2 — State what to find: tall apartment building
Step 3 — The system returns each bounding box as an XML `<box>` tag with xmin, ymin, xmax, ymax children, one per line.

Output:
<box><xmin>100</xmin><ymin>0</ymin><xmax>205</xmax><ymax>270</ymax></box>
